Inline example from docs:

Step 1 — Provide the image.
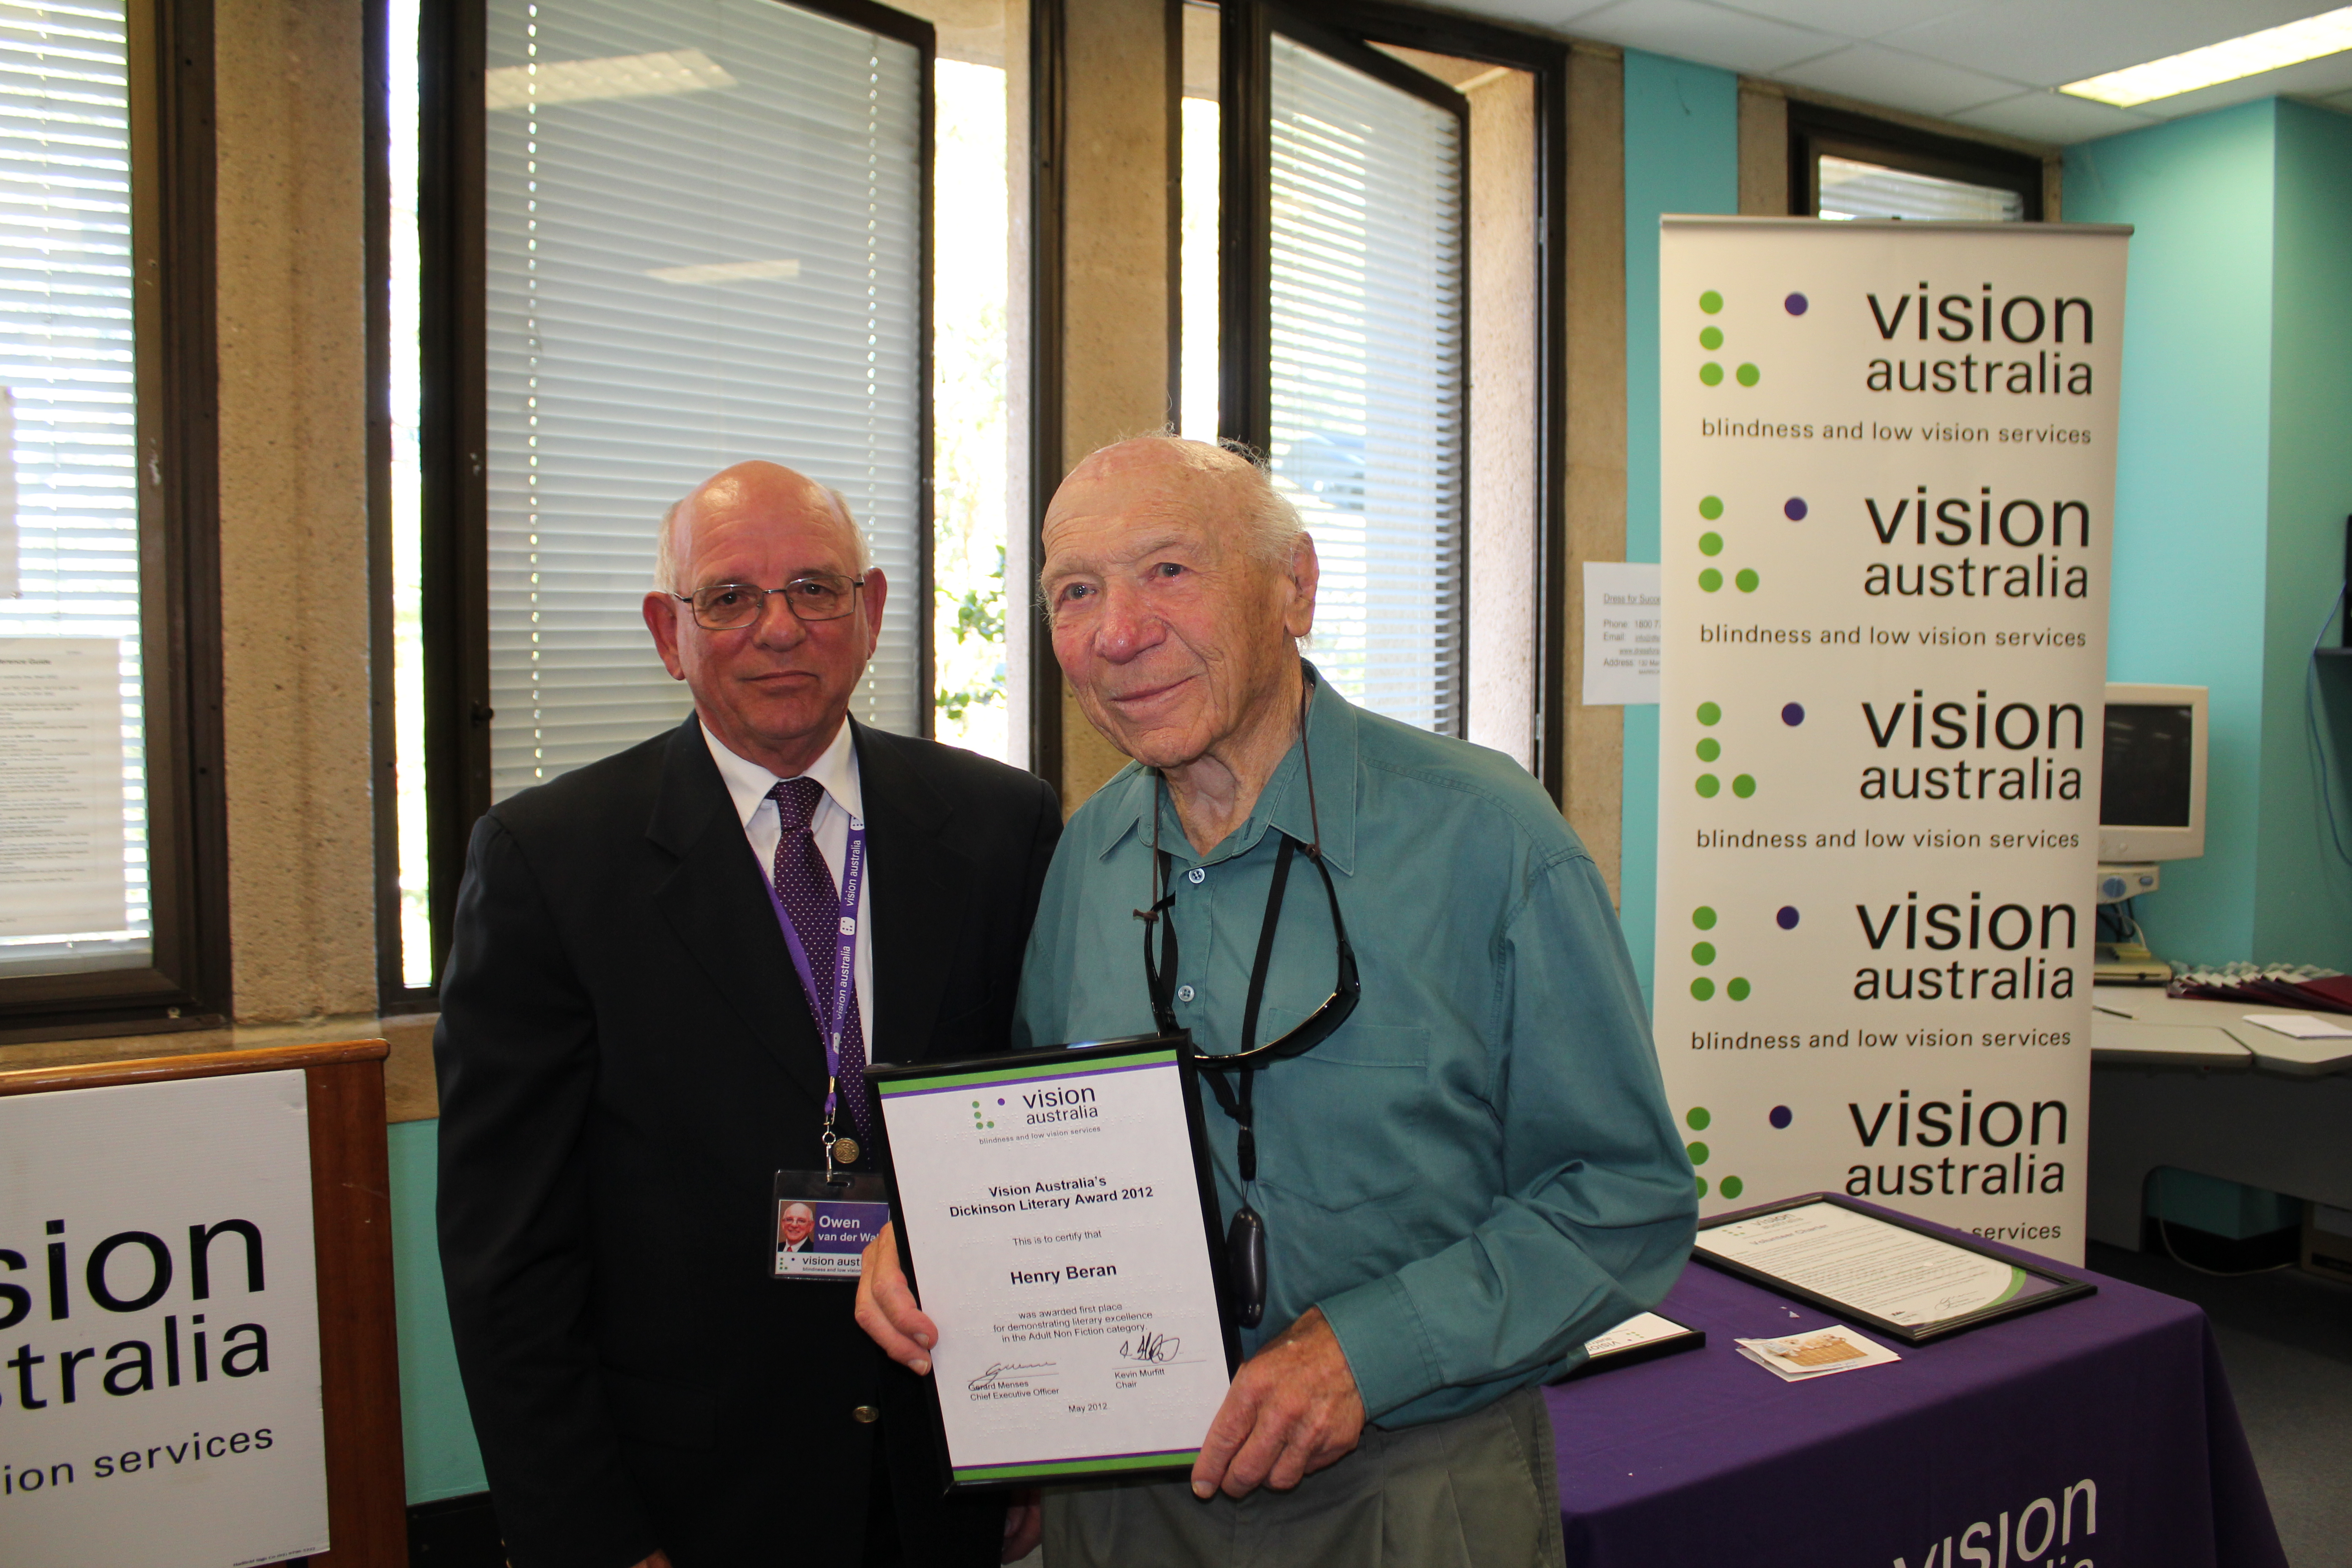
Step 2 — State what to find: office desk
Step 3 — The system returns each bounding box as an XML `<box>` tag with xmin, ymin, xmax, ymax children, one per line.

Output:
<box><xmin>2087</xmin><ymin>988</ymin><xmax>2352</xmax><ymax>1249</ymax></box>
<box><xmin>1547</xmin><ymin>1209</ymin><xmax>2283</xmax><ymax>1568</ymax></box>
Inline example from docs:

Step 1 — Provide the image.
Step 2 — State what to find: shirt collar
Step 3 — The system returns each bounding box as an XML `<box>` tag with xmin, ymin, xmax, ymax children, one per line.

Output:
<box><xmin>703</xmin><ymin>715</ymin><xmax>864</xmax><ymax>829</ymax></box>
<box><xmin>1096</xmin><ymin>661</ymin><xmax>1359</xmax><ymax>875</ymax></box>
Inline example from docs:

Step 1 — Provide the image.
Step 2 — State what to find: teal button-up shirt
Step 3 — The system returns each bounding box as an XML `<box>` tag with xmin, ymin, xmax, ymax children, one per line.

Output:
<box><xmin>1014</xmin><ymin>668</ymin><xmax>1696</xmax><ymax>1427</ymax></box>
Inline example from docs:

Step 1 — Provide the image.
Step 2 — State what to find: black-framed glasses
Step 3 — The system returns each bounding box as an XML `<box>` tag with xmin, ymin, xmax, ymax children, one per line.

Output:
<box><xmin>676</xmin><ymin>573</ymin><xmax>868</xmax><ymax>629</ymax></box>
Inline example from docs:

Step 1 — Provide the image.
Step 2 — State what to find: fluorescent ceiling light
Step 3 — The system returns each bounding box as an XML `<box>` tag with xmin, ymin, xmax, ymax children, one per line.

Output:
<box><xmin>485</xmin><ymin>49</ymin><xmax>737</xmax><ymax>111</ymax></box>
<box><xmin>2061</xmin><ymin>6</ymin><xmax>2352</xmax><ymax>106</ymax></box>
<box><xmin>647</xmin><ymin>259</ymin><xmax>802</xmax><ymax>285</ymax></box>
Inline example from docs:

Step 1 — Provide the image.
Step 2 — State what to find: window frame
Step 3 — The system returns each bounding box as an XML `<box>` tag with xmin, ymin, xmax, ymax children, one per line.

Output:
<box><xmin>1788</xmin><ymin>100</ymin><xmax>2044</xmax><ymax>222</ymax></box>
<box><xmin>1203</xmin><ymin>0</ymin><xmax>1571</xmax><ymax>788</ymax></box>
<box><xmin>0</xmin><ymin>0</ymin><xmax>232</xmax><ymax>1041</ymax></box>
<box><xmin>401</xmin><ymin>0</ymin><xmax>938</xmax><ymax>1000</ymax></box>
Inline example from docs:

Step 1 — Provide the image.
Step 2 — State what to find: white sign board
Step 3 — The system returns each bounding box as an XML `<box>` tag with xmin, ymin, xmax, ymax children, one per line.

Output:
<box><xmin>1652</xmin><ymin>218</ymin><xmax>2125</xmax><ymax>1263</ymax></box>
<box><xmin>0</xmin><ymin>637</ymin><xmax>131</xmax><ymax>941</ymax></box>
<box><xmin>1582</xmin><ymin>561</ymin><xmax>1661</xmax><ymax>706</ymax></box>
<box><xmin>0</xmin><ymin>1071</ymin><xmax>331</xmax><ymax>1565</ymax></box>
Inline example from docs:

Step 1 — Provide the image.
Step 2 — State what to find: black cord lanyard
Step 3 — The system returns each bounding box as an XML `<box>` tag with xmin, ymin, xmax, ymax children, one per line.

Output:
<box><xmin>1135</xmin><ymin>673</ymin><xmax>1355</xmax><ymax>1326</ymax></box>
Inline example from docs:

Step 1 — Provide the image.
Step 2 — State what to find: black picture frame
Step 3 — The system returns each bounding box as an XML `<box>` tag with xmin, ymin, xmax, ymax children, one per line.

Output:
<box><xmin>1693</xmin><ymin>1192</ymin><xmax>2095</xmax><ymax>1345</ymax></box>
<box><xmin>1547</xmin><ymin>1316</ymin><xmax>1706</xmax><ymax>1385</ymax></box>
<box><xmin>865</xmin><ymin>1032</ymin><xmax>1241</xmax><ymax>1496</ymax></box>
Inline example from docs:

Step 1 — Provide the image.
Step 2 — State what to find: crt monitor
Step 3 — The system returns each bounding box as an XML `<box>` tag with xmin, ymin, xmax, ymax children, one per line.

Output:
<box><xmin>2098</xmin><ymin>683</ymin><xmax>2207</xmax><ymax>862</ymax></box>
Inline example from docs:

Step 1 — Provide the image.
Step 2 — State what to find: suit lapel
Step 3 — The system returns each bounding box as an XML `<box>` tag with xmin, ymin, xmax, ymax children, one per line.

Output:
<box><xmin>645</xmin><ymin>714</ymin><xmax>830</xmax><ymax>1106</ymax></box>
<box><xmin>853</xmin><ymin>721</ymin><xmax>973</xmax><ymax>1065</ymax></box>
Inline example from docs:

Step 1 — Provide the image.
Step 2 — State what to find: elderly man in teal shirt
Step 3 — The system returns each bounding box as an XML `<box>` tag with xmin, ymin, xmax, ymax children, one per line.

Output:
<box><xmin>860</xmin><ymin>436</ymin><xmax>1693</xmax><ymax>1565</ymax></box>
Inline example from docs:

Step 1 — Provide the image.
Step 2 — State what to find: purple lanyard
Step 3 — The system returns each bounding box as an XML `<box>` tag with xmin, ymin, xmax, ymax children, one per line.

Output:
<box><xmin>763</xmin><ymin>809</ymin><xmax>867</xmax><ymax>1142</ymax></box>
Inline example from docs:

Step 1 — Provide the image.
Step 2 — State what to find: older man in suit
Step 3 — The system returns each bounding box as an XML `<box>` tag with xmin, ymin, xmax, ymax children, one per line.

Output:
<box><xmin>436</xmin><ymin>461</ymin><xmax>1057</xmax><ymax>1567</ymax></box>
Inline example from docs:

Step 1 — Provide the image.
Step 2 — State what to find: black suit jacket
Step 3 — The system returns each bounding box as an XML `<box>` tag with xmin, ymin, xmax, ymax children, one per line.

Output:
<box><xmin>435</xmin><ymin>715</ymin><xmax>1060</xmax><ymax>1568</ymax></box>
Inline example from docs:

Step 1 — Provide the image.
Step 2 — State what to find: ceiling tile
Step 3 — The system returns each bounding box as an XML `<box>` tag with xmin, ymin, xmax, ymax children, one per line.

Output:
<box><xmin>1947</xmin><ymin>90</ymin><xmax>2157</xmax><ymax>143</ymax></box>
<box><xmin>1774</xmin><ymin>41</ymin><xmax>2030</xmax><ymax>115</ymax></box>
<box><xmin>1879</xmin><ymin>0</ymin><xmax>2337</xmax><ymax>92</ymax></box>
<box><xmin>1710</xmin><ymin>0</ymin><xmax>1983</xmax><ymax>43</ymax></box>
<box><xmin>1548</xmin><ymin>0</ymin><xmax>1847</xmax><ymax>74</ymax></box>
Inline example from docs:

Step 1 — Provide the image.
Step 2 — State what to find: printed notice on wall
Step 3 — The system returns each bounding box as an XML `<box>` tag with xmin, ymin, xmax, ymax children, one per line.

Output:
<box><xmin>1583</xmin><ymin>562</ymin><xmax>1662</xmax><ymax>706</ymax></box>
<box><xmin>0</xmin><ymin>1071</ymin><xmax>331</xmax><ymax>1566</ymax></box>
<box><xmin>1652</xmin><ymin>218</ymin><xmax>2127</xmax><ymax>1264</ymax></box>
<box><xmin>0</xmin><ymin>637</ymin><xmax>130</xmax><ymax>940</ymax></box>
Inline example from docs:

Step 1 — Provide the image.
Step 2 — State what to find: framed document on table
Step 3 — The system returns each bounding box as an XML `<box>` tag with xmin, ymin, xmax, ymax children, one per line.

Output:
<box><xmin>1694</xmin><ymin>1193</ymin><xmax>2094</xmax><ymax>1344</ymax></box>
<box><xmin>868</xmin><ymin>1035</ymin><xmax>1239</xmax><ymax>1492</ymax></box>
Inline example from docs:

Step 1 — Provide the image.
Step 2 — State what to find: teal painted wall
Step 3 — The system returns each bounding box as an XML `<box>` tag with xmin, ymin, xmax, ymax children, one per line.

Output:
<box><xmin>1621</xmin><ymin>50</ymin><xmax>1739</xmax><ymax>1005</ymax></box>
<box><xmin>2066</xmin><ymin>99</ymin><xmax>2352</xmax><ymax>970</ymax></box>
<box><xmin>2254</xmin><ymin>102</ymin><xmax>2352</xmax><ymax>970</ymax></box>
<box><xmin>388</xmin><ymin>1119</ymin><xmax>487</xmax><ymax>1503</ymax></box>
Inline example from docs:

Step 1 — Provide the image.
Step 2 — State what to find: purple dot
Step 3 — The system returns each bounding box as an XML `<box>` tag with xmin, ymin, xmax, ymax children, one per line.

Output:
<box><xmin>1781</xmin><ymin>703</ymin><xmax>1804</xmax><ymax>726</ymax></box>
<box><xmin>997</xmin><ymin>1098</ymin><xmax>1005</xmax><ymax>1105</ymax></box>
<box><xmin>1784</xmin><ymin>497</ymin><xmax>1807</xmax><ymax>521</ymax></box>
<box><xmin>1776</xmin><ymin>906</ymin><xmax>1800</xmax><ymax>930</ymax></box>
<box><xmin>1784</xmin><ymin>293</ymin><xmax>1808</xmax><ymax>315</ymax></box>
<box><xmin>1769</xmin><ymin>1105</ymin><xmax>1793</xmax><ymax>1129</ymax></box>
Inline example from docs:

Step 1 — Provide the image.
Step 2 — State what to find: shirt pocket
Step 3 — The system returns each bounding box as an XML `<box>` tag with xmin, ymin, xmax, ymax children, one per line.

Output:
<box><xmin>1249</xmin><ymin>1016</ymin><xmax>1429</xmax><ymax>1211</ymax></box>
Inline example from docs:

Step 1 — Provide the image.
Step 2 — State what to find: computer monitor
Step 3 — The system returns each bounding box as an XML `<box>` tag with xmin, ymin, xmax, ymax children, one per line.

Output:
<box><xmin>2098</xmin><ymin>683</ymin><xmax>2206</xmax><ymax>862</ymax></box>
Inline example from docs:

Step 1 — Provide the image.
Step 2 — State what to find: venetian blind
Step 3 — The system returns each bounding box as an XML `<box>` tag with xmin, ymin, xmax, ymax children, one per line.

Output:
<box><xmin>485</xmin><ymin>0</ymin><xmax>924</xmax><ymax>802</ymax></box>
<box><xmin>1266</xmin><ymin>33</ymin><xmax>1464</xmax><ymax>735</ymax></box>
<box><xmin>1818</xmin><ymin>156</ymin><xmax>2024</xmax><ymax>223</ymax></box>
<box><xmin>0</xmin><ymin>0</ymin><xmax>148</xmax><ymax>979</ymax></box>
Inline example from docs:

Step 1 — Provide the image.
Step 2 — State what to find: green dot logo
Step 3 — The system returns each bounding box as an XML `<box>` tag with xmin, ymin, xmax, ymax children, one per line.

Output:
<box><xmin>1695</xmin><ymin>737</ymin><xmax>1719</xmax><ymax>762</ymax></box>
<box><xmin>1735</xmin><ymin>363</ymin><xmax>1760</xmax><ymax>387</ymax></box>
<box><xmin>1727</xmin><ymin>977</ymin><xmax>1752</xmax><ymax>1001</ymax></box>
<box><xmin>1699</xmin><ymin>568</ymin><xmax>1722</xmax><ymax>592</ymax></box>
<box><xmin>1699</xmin><ymin>325</ymin><xmax>1722</xmax><ymax>349</ymax></box>
<box><xmin>1690</xmin><ymin>977</ymin><xmax>1715</xmax><ymax>1000</ymax></box>
<box><xmin>1699</xmin><ymin>290</ymin><xmax>1722</xmax><ymax>314</ymax></box>
<box><xmin>1697</xmin><ymin>702</ymin><xmax>1720</xmax><ymax>725</ymax></box>
<box><xmin>1698</xmin><ymin>532</ymin><xmax>1723</xmax><ymax>556</ymax></box>
<box><xmin>1685</xmin><ymin>1107</ymin><xmax>1711</xmax><ymax>1131</ymax></box>
<box><xmin>1698</xmin><ymin>496</ymin><xmax>1723</xmax><ymax>520</ymax></box>
<box><xmin>1735</xmin><ymin>567</ymin><xmax>1760</xmax><ymax>593</ymax></box>
<box><xmin>1686</xmin><ymin>1141</ymin><xmax>1710</xmax><ymax>1166</ymax></box>
<box><xmin>1695</xmin><ymin>773</ymin><xmax>1720</xmax><ymax>797</ymax></box>
<box><xmin>1700</xmin><ymin>363</ymin><xmax>1723</xmax><ymax>386</ymax></box>
<box><xmin>1695</xmin><ymin>1176</ymin><xmax>1709</xmax><ymax>1198</ymax></box>
<box><xmin>1720</xmin><ymin>1176</ymin><xmax>1745</xmax><ymax>1200</ymax></box>
<box><xmin>1692</xmin><ymin>906</ymin><xmax>1716</xmax><ymax>930</ymax></box>
<box><xmin>1691</xmin><ymin>941</ymin><xmax>1715</xmax><ymax>964</ymax></box>
<box><xmin>1732</xmin><ymin>774</ymin><xmax>1756</xmax><ymax>798</ymax></box>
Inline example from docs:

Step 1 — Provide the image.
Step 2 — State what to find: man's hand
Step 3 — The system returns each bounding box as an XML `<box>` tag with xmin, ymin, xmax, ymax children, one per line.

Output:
<box><xmin>1190</xmin><ymin>1307</ymin><xmax>1364</xmax><ymax>1499</ymax></box>
<box><xmin>1002</xmin><ymin>1487</ymin><xmax>1043</xmax><ymax>1562</ymax></box>
<box><xmin>856</xmin><ymin>1221</ymin><xmax>938</xmax><ymax>1376</ymax></box>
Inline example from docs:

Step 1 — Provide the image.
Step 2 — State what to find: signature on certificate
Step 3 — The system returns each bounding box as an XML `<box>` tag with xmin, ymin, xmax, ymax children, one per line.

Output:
<box><xmin>967</xmin><ymin>1361</ymin><xmax>1055</xmax><ymax>1390</ymax></box>
<box><xmin>1117</xmin><ymin>1331</ymin><xmax>1181</xmax><ymax>1364</ymax></box>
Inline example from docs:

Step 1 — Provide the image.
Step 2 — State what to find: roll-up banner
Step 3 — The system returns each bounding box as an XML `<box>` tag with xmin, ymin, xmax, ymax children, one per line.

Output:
<box><xmin>1654</xmin><ymin>218</ymin><xmax>2128</xmax><ymax>1264</ymax></box>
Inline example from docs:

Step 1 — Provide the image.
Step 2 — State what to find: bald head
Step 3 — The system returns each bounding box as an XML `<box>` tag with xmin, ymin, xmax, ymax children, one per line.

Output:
<box><xmin>657</xmin><ymin>461</ymin><xmax>869</xmax><ymax>595</ymax></box>
<box><xmin>1046</xmin><ymin>436</ymin><xmax>1303</xmax><ymax>573</ymax></box>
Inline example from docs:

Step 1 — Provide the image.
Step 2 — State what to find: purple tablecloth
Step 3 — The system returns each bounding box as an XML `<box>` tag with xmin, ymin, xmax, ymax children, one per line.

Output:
<box><xmin>1546</xmin><ymin>1205</ymin><xmax>2285</xmax><ymax>1568</ymax></box>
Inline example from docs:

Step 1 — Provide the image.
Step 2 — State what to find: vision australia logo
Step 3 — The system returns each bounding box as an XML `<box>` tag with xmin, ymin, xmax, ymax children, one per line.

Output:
<box><xmin>1892</xmin><ymin>1476</ymin><xmax>2099</xmax><ymax>1568</ymax></box>
<box><xmin>1862</xmin><ymin>280</ymin><xmax>2097</xmax><ymax>397</ymax></box>
<box><xmin>1846</xmin><ymin>1086</ymin><xmax>2070</xmax><ymax>1200</ymax></box>
<box><xmin>1852</xmin><ymin>887</ymin><xmax>2081</xmax><ymax>1001</ymax></box>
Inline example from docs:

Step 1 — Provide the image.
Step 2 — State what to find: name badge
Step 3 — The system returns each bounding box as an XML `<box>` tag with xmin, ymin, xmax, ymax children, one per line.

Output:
<box><xmin>772</xmin><ymin>1169</ymin><xmax>892</xmax><ymax>1282</ymax></box>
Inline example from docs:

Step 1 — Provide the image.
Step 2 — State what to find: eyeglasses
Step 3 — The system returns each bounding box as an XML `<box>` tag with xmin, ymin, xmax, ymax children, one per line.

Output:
<box><xmin>675</xmin><ymin>573</ymin><xmax>868</xmax><ymax>630</ymax></box>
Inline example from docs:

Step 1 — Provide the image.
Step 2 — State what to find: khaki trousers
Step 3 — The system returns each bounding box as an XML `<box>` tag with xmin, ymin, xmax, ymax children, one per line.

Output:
<box><xmin>1041</xmin><ymin>1387</ymin><xmax>1566</xmax><ymax>1568</ymax></box>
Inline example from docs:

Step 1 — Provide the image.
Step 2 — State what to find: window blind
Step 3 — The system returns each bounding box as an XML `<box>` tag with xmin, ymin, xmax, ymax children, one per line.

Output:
<box><xmin>0</xmin><ymin>0</ymin><xmax>147</xmax><ymax>979</ymax></box>
<box><xmin>1266</xmin><ymin>33</ymin><xmax>1463</xmax><ymax>736</ymax></box>
<box><xmin>485</xmin><ymin>0</ymin><xmax>924</xmax><ymax>803</ymax></box>
<box><xmin>1818</xmin><ymin>156</ymin><xmax>2024</xmax><ymax>223</ymax></box>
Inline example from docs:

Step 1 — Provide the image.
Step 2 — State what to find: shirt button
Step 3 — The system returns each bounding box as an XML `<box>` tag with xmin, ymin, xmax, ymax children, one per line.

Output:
<box><xmin>1177</xmin><ymin>985</ymin><xmax>1196</xmax><ymax>1003</ymax></box>
<box><xmin>1187</xmin><ymin>867</ymin><xmax>1206</xmax><ymax>884</ymax></box>
<box><xmin>852</xmin><ymin>1404</ymin><xmax>881</xmax><ymax>1425</ymax></box>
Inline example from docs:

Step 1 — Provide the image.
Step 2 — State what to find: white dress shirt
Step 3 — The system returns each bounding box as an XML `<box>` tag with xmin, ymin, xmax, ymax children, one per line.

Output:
<box><xmin>703</xmin><ymin>718</ymin><xmax>876</xmax><ymax>1060</ymax></box>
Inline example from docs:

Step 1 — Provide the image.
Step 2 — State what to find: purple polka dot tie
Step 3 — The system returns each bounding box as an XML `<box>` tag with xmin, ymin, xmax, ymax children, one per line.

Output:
<box><xmin>769</xmin><ymin>777</ymin><xmax>871</xmax><ymax>1143</ymax></box>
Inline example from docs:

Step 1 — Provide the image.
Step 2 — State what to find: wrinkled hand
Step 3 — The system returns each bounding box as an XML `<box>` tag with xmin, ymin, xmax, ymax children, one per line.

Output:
<box><xmin>1191</xmin><ymin>1307</ymin><xmax>1364</xmax><ymax>1499</ymax></box>
<box><xmin>1002</xmin><ymin>1487</ymin><xmax>1043</xmax><ymax>1561</ymax></box>
<box><xmin>856</xmin><ymin>1221</ymin><xmax>937</xmax><ymax>1376</ymax></box>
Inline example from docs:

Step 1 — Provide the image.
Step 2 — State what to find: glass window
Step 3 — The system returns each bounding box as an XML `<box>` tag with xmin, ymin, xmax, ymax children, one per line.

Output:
<box><xmin>0</xmin><ymin>1</ymin><xmax>149</xmax><ymax>981</ymax></box>
<box><xmin>482</xmin><ymin>0</ymin><xmax>927</xmax><ymax>803</ymax></box>
<box><xmin>1818</xmin><ymin>155</ymin><xmax>2024</xmax><ymax>223</ymax></box>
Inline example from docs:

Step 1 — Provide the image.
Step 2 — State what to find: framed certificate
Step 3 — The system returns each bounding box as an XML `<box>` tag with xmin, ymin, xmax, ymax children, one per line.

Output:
<box><xmin>1693</xmin><ymin>1193</ymin><xmax>2095</xmax><ymax>1344</ymax></box>
<box><xmin>867</xmin><ymin>1035</ymin><xmax>1240</xmax><ymax>1492</ymax></box>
